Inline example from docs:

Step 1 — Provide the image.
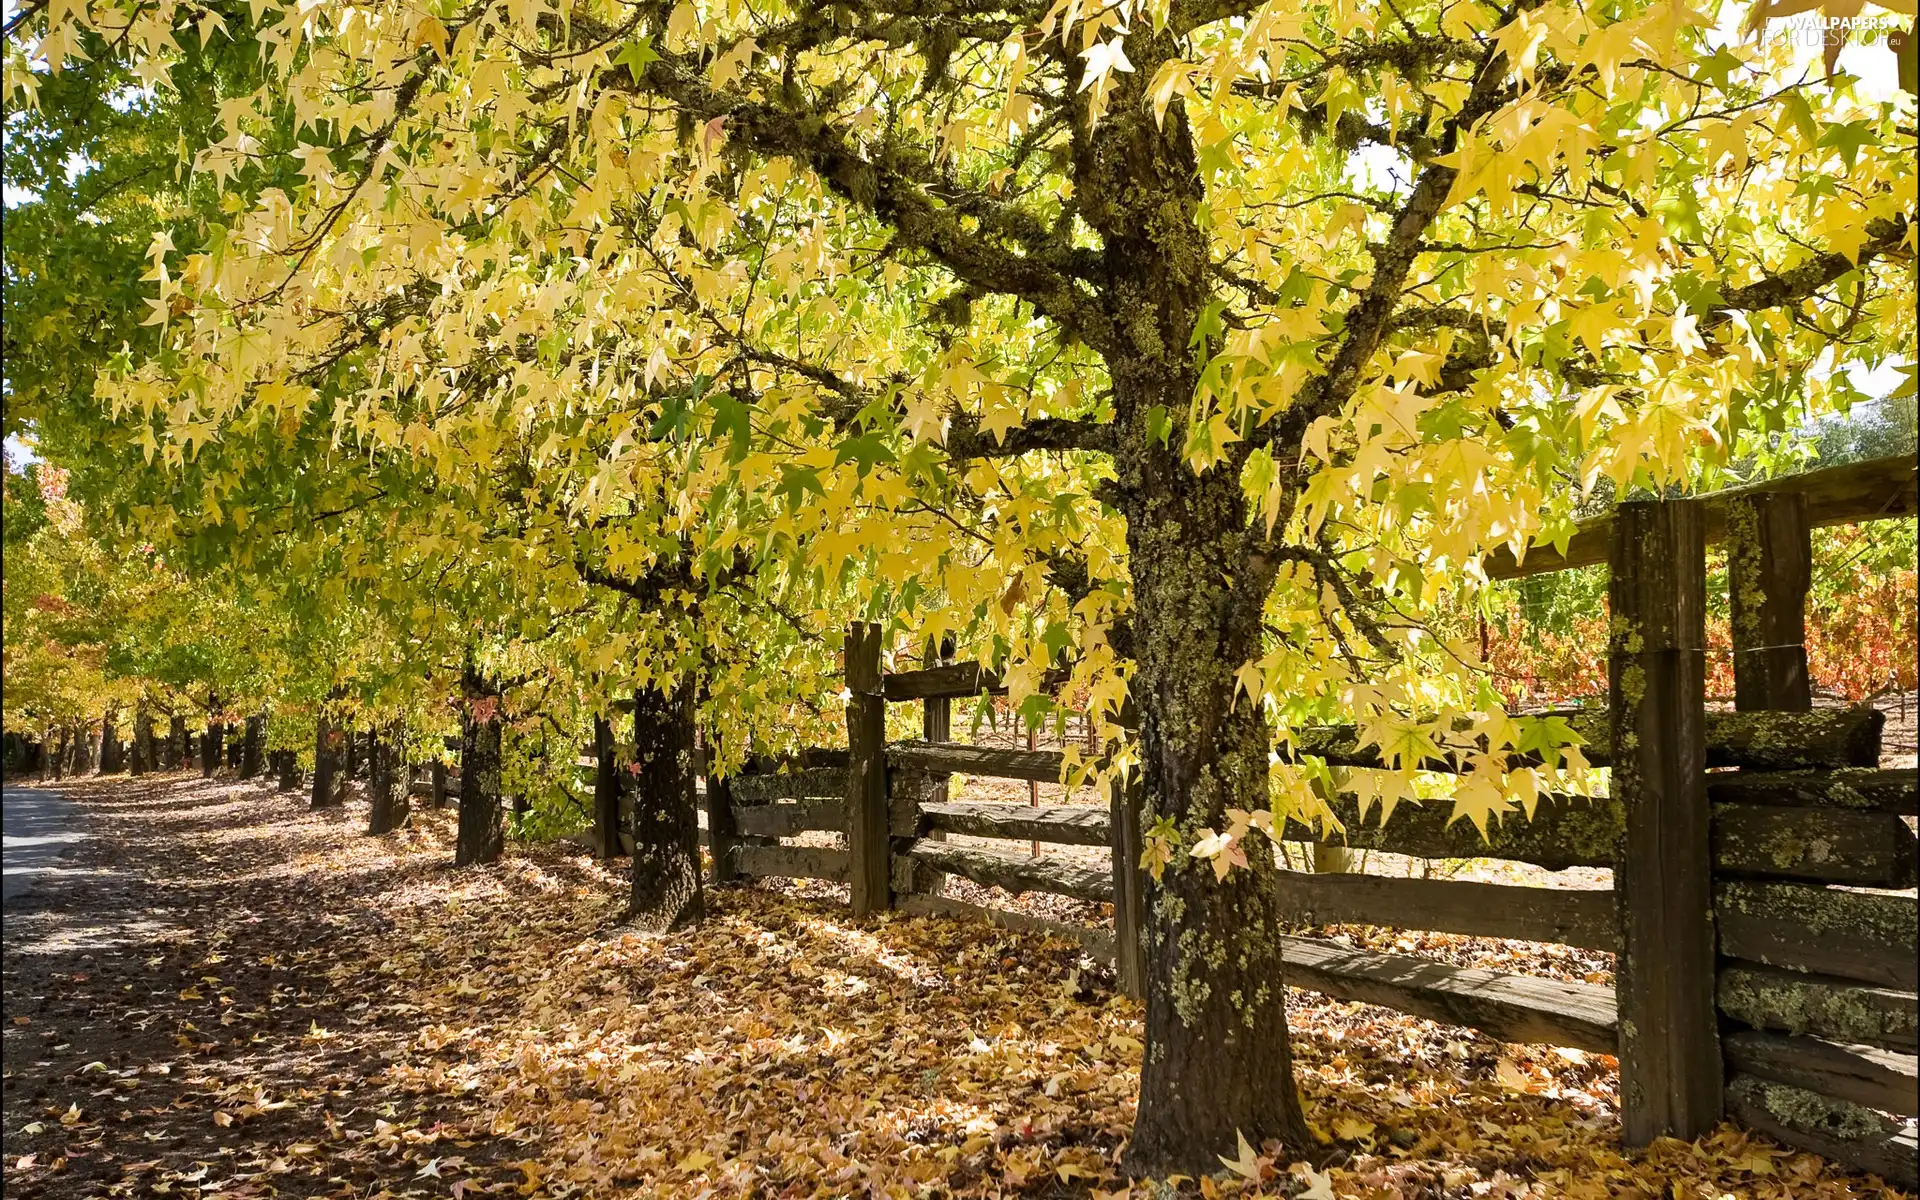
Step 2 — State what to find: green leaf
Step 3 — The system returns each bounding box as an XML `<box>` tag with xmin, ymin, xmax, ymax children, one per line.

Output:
<box><xmin>611</xmin><ymin>38</ymin><xmax>660</xmax><ymax>78</ymax></box>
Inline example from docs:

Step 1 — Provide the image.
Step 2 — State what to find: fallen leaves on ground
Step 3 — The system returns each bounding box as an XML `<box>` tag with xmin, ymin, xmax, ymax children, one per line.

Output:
<box><xmin>1</xmin><ymin>773</ymin><xmax>1910</xmax><ymax>1199</ymax></box>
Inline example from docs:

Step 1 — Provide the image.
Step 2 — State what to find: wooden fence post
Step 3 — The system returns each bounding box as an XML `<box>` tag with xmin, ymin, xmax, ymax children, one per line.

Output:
<box><xmin>1727</xmin><ymin>492</ymin><xmax>1812</xmax><ymax>712</ymax></box>
<box><xmin>845</xmin><ymin>621</ymin><xmax>891</xmax><ymax>915</ymax></box>
<box><xmin>1110</xmin><ymin>772</ymin><xmax>1146</xmax><ymax>1000</ymax></box>
<box><xmin>1610</xmin><ymin>497</ymin><xmax>1721</xmax><ymax>1145</ymax></box>
<box><xmin>705</xmin><ymin>731</ymin><xmax>739</xmax><ymax>884</ymax></box>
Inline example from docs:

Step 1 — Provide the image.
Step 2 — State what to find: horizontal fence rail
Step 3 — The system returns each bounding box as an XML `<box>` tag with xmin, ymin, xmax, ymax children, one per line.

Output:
<box><xmin>1483</xmin><ymin>452</ymin><xmax>1918</xmax><ymax>580</ymax></box>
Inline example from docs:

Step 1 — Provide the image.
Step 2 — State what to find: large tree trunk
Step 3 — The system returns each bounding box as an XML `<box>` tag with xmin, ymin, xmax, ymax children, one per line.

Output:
<box><xmin>367</xmin><ymin>722</ymin><xmax>409</xmax><ymax>835</ymax></box>
<box><xmin>310</xmin><ymin>715</ymin><xmax>343</xmax><ymax>808</ymax></box>
<box><xmin>238</xmin><ymin>715</ymin><xmax>264</xmax><ymax>778</ymax></box>
<box><xmin>99</xmin><ymin>709</ymin><xmax>122</xmax><ymax>774</ymax></box>
<box><xmin>456</xmin><ymin>669</ymin><xmax>504</xmax><ymax>866</ymax></box>
<box><xmin>1056</xmin><ymin>45</ymin><xmax>1318</xmax><ymax>1169</ymax></box>
<box><xmin>131</xmin><ymin>704</ymin><xmax>155</xmax><ymax>776</ymax></box>
<box><xmin>628</xmin><ymin>678</ymin><xmax>703</xmax><ymax>930</ymax></box>
<box><xmin>166</xmin><ymin>715</ymin><xmax>187</xmax><ymax>769</ymax></box>
<box><xmin>1119</xmin><ymin>457</ymin><xmax>1313</xmax><ymax>1174</ymax></box>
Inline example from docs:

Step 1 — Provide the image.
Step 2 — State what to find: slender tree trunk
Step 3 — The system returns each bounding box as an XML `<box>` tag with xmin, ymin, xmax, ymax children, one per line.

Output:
<box><xmin>72</xmin><ymin>721</ymin><xmax>95</xmax><ymax>775</ymax></box>
<box><xmin>99</xmin><ymin>708</ymin><xmax>123</xmax><ymax>774</ymax></box>
<box><xmin>166</xmin><ymin>715</ymin><xmax>186</xmax><ymax>769</ymax></box>
<box><xmin>628</xmin><ymin>677</ymin><xmax>703</xmax><ymax>931</ymax></box>
<box><xmin>343</xmin><ymin>721</ymin><xmax>360</xmax><ymax>782</ymax></box>
<box><xmin>51</xmin><ymin>728</ymin><xmax>68</xmax><ymax>781</ymax></box>
<box><xmin>368</xmin><ymin>722</ymin><xmax>409</xmax><ymax>835</ymax></box>
<box><xmin>430</xmin><ymin>760</ymin><xmax>448</xmax><ymax>809</ymax></box>
<box><xmin>240</xmin><ymin>715</ymin><xmax>265</xmax><ymax>779</ymax></box>
<box><xmin>202</xmin><ymin>708</ymin><xmax>224</xmax><ymax>777</ymax></box>
<box><xmin>1117</xmin><ymin>410</ymin><xmax>1313</xmax><ymax>1173</ymax></box>
<box><xmin>95</xmin><ymin>710</ymin><xmax>119</xmax><ymax>775</ymax></box>
<box><xmin>456</xmin><ymin>669</ymin><xmax>504</xmax><ymax>866</ymax></box>
<box><xmin>311</xmin><ymin>715</ymin><xmax>343</xmax><ymax>808</ymax></box>
<box><xmin>131</xmin><ymin>704</ymin><xmax>155</xmax><ymax>776</ymax></box>
<box><xmin>593</xmin><ymin>715</ymin><xmax>621</xmax><ymax>858</ymax></box>
<box><xmin>274</xmin><ymin>749</ymin><xmax>297</xmax><ymax>792</ymax></box>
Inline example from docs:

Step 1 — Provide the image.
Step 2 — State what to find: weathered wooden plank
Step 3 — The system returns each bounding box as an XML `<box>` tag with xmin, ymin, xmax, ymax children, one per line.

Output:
<box><xmin>1288</xmin><ymin>706</ymin><xmax>1884</xmax><ymax>772</ymax></box>
<box><xmin>1281</xmin><ymin>793</ymin><xmax>1621</xmax><ymax>871</ymax></box>
<box><xmin>902</xmin><ymin>839</ymin><xmax>1113</xmax><ymax>903</ymax></box>
<box><xmin>1726</xmin><ymin>1074</ymin><xmax>1918</xmax><ymax>1190</ymax></box>
<box><xmin>887</xmin><ymin>740</ymin><xmax>1068</xmax><ymax>783</ymax></box>
<box><xmin>888</xmin><ymin>769</ymin><xmax>940</xmax><ymax>838</ymax></box>
<box><xmin>733</xmin><ymin>797</ymin><xmax>846</xmax><ymax>838</ymax></box>
<box><xmin>1718</xmin><ymin>962</ymin><xmax>1918</xmax><ymax>1053</ymax></box>
<box><xmin>1685</xmin><ymin>706</ymin><xmax>1884</xmax><ymax>771</ymax></box>
<box><xmin>1716</xmin><ymin>881</ymin><xmax>1919</xmax><ymax>991</ymax></box>
<box><xmin>731</xmin><ymin>843</ymin><xmax>850</xmax><ymax>884</ymax></box>
<box><xmin>896</xmin><ymin>892</ymin><xmax>1116</xmax><ymax>960</ymax></box>
<box><xmin>1713</xmin><ymin>803</ymin><xmax>1917</xmax><ymax>887</ymax></box>
<box><xmin>884</xmin><ymin>662</ymin><xmax>996</xmax><ymax>702</ymax></box>
<box><xmin>1271</xmin><ymin>871</ymin><xmax>1617</xmax><ymax>951</ymax></box>
<box><xmin>845</xmin><ymin>622</ymin><xmax>891</xmax><ymax>915</ymax></box>
<box><xmin>881</xmin><ymin>662</ymin><xmax>1073</xmax><ymax>702</ymax></box>
<box><xmin>920</xmin><ymin>800</ymin><xmax>1112</xmax><ymax>846</ymax></box>
<box><xmin>1278</xmin><ymin>936</ymin><xmax>1618</xmax><ymax>1054</ymax></box>
<box><xmin>742</xmin><ymin>748</ymin><xmax>851</xmax><ymax>772</ymax></box>
<box><xmin>730</xmin><ymin>768</ymin><xmax>850</xmax><ymax>804</ymax></box>
<box><xmin>1728</xmin><ymin>492</ymin><xmax>1813</xmax><ymax>712</ymax></box>
<box><xmin>1485</xmin><ymin>453</ymin><xmax>1919</xmax><ymax>581</ymax></box>
<box><xmin>1706</xmin><ymin>768</ymin><xmax>1918</xmax><ymax>815</ymax></box>
<box><xmin>1723</xmin><ymin>1030</ymin><xmax>1918</xmax><ymax>1117</ymax></box>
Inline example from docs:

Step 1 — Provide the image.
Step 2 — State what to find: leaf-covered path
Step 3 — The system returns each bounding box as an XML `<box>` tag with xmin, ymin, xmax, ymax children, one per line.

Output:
<box><xmin>1</xmin><ymin>773</ymin><xmax>1906</xmax><ymax>1199</ymax></box>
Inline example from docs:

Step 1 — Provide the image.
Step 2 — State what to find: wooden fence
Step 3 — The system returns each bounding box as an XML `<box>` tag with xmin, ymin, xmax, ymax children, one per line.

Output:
<box><xmin>362</xmin><ymin>455</ymin><xmax>1909</xmax><ymax>1182</ymax></box>
<box><xmin>697</xmin><ymin>454</ymin><xmax>1919</xmax><ymax>1186</ymax></box>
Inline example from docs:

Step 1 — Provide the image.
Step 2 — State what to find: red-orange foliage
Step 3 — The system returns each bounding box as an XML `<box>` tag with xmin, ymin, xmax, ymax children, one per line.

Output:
<box><xmin>1479</xmin><ymin>523</ymin><xmax>1916</xmax><ymax>707</ymax></box>
<box><xmin>1805</xmin><ymin>526</ymin><xmax>1918</xmax><ymax>701</ymax></box>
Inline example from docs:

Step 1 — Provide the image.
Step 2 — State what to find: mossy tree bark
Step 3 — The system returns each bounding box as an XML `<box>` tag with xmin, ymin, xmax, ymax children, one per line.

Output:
<box><xmin>1072</xmin><ymin>32</ymin><xmax>1313</xmax><ymax>1173</ymax></box>
<box><xmin>628</xmin><ymin>677</ymin><xmax>703</xmax><ymax>931</ymax></box>
<box><xmin>310</xmin><ymin>714</ymin><xmax>342</xmax><ymax>809</ymax></box>
<box><xmin>1120</xmin><ymin>453</ymin><xmax>1314</xmax><ymax>1173</ymax></box>
<box><xmin>456</xmin><ymin>667</ymin><xmax>504</xmax><ymax>866</ymax></box>
<box><xmin>367</xmin><ymin>722</ymin><xmax>409</xmax><ymax>835</ymax></box>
